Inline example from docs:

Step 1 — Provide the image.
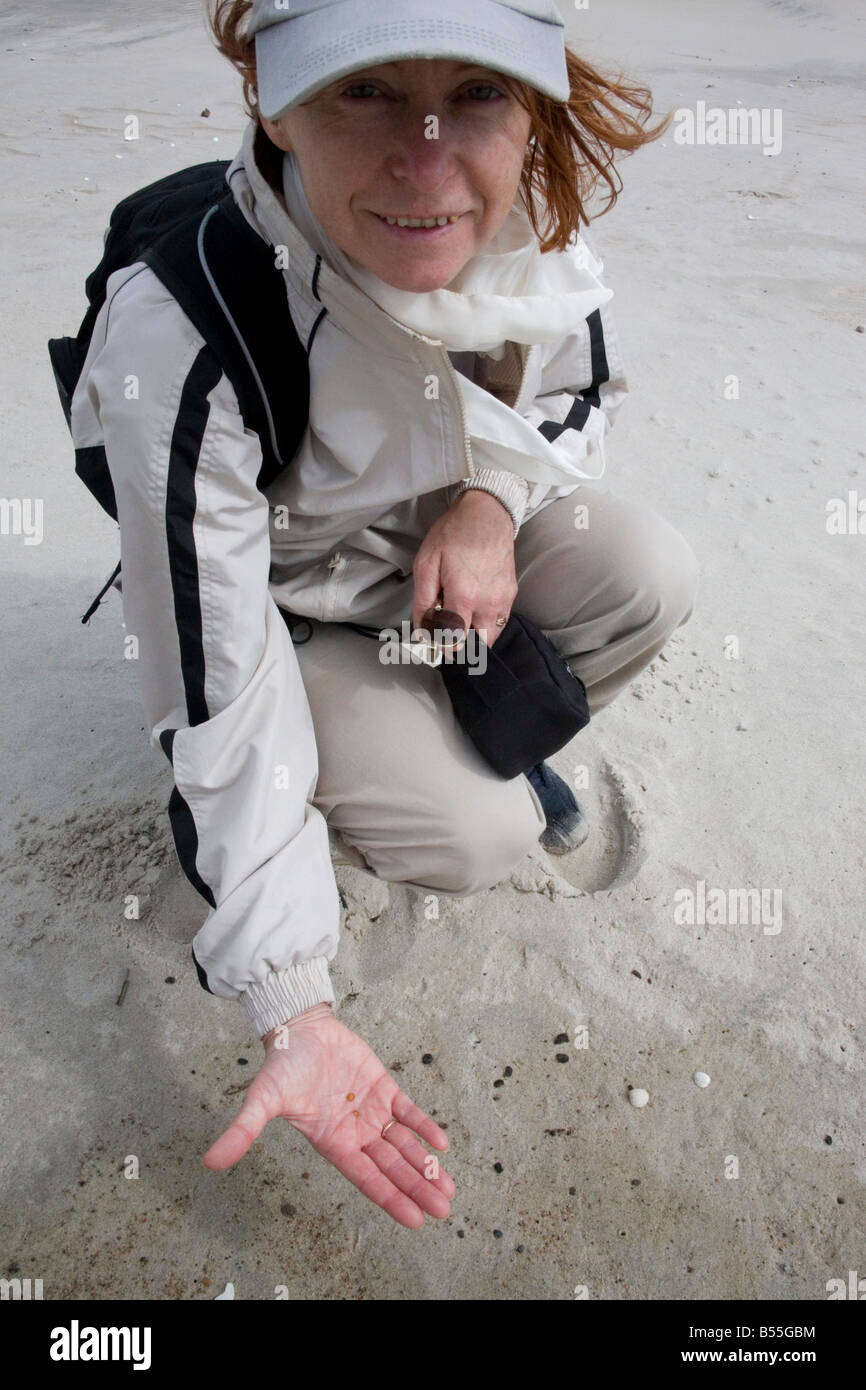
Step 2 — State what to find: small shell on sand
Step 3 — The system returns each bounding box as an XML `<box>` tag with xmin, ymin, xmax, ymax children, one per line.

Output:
<box><xmin>629</xmin><ymin>1088</ymin><xmax>649</xmax><ymax>1108</ymax></box>
<box><xmin>694</xmin><ymin>1071</ymin><xmax>711</xmax><ymax>1088</ymax></box>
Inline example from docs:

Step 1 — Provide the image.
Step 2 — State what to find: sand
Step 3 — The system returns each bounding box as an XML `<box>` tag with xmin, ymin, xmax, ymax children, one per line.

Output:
<box><xmin>1</xmin><ymin>0</ymin><xmax>863</xmax><ymax>1299</ymax></box>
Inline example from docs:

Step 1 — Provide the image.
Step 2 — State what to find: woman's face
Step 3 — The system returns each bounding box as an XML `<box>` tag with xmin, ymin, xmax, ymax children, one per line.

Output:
<box><xmin>260</xmin><ymin>58</ymin><xmax>533</xmax><ymax>292</ymax></box>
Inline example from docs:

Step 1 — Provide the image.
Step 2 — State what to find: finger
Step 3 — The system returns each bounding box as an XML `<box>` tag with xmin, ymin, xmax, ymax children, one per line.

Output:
<box><xmin>472</xmin><ymin>614</ymin><xmax>494</xmax><ymax>649</ymax></box>
<box><xmin>439</xmin><ymin>586</ymin><xmax>475</xmax><ymax>636</ymax></box>
<box><xmin>380</xmin><ymin>1122</ymin><xmax>456</xmax><ymax>1198</ymax></box>
<box><xmin>412</xmin><ymin>556</ymin><xmax>442</xmax><ymax>633</ymax></box>
<box><xmin>202</xmin><ymin>1083</ymin><xmax>274</xmax><ymax>1171</ymax></box>
<box><xmin>471</xmin><ymin>601</ymin><xmax>511</xmax><ymax>649</ymax></box>
<box><xmin>391</xmin><ymin>1089</ymin><xmax>450</xmax><ymax>1150</ymax></box>
<box><xmin>332</xmin><ymin>1145</ymin><xmax>428</xmax><ymax>1228</ymax></box>
<box><xmin>361</xmin><ymin>1136</ymin><xmax>452</xmax><ymax>1219</ymax></box>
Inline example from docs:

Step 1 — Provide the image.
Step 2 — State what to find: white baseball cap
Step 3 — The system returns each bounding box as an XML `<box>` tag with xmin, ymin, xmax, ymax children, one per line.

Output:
<box><xmin>246</xmin><ymin>0</ymin><xmax>570</xmax><ymax>120</ymax></box>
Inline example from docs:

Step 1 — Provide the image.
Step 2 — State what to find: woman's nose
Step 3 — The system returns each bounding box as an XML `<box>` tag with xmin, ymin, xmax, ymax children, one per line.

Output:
<box><xmin>385</xmin><ymin>114</ymin><xmax>464</xmax><ymax>182</ymax></box>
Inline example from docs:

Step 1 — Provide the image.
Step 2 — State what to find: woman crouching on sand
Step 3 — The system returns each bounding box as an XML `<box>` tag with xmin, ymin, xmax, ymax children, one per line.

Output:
<box><xmin>82</xmin><ymin>0</ymin><xmax>697</xmax><ymax>1228</ymax></box>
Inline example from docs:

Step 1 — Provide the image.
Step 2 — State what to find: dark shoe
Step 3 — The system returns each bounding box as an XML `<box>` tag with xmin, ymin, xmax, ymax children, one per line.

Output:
<box><xmin>524</xmin><ymin>761</ymin><xmax>590</xmax><ymax>855</ymax></box>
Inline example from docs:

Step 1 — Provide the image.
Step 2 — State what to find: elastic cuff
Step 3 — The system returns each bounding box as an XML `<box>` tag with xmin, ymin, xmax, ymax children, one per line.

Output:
<box><xmin>453</xmin><ymin>468</ymin><xmax>530</xmax><ymax>537</ymax></box>
<box><xmin>241</xmin><ymin>956</ymin><xmax>336</xmax><ymax>1037</ymax></box>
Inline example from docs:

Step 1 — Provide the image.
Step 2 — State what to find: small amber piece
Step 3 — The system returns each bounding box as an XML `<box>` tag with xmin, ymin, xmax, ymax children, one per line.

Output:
<box><xmin>353</xmin><ymin>1109</ymin><xmax>360</xmax><ymax>1117</ymax></box>
<box><xmin>346</xmin><ymin>1092</ymin><xmax>355</xmax><ymax>1101</ymax></box>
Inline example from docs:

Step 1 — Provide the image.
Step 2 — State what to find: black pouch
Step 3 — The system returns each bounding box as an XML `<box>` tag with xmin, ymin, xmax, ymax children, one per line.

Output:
<box><xmin>280</xmin><ymin>607</ymin><xmax>590</xmax><ymax>781</ymax></box>
<box><xmin>438</xmin><ymin>611</ymin><xmax>590</xmax><ymax>779</ymax></box>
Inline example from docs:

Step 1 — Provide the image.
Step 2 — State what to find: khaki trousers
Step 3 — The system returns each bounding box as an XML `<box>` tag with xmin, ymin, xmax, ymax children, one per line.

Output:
<box><xmin>292</xmin><ymin>488</ymin><xmax>699</xmax><ymax>895</ymax></box>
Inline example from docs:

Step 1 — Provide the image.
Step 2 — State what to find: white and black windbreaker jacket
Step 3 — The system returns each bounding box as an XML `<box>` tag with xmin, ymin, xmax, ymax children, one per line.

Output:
<box><xmin>68</xmin><ymin>117</ymin><xmax>628</xmax><ymax>1036</ymax></box>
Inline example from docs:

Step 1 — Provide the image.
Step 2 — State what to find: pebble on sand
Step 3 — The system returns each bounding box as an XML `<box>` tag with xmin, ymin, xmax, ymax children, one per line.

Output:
<box><xmin>629</xmin><ymin>1088</ymin><xmax>650</xmax><ymax>1108</ymax></box>
<box><xmin>694</xmin><ymin>1071</ymin><xmax>711</xmax><ymax>1088</ymax></box>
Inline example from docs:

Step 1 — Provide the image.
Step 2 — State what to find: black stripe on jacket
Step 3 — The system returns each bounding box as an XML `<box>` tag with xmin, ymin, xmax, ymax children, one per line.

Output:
<box><xmin>159</xmin><ymin>735</ymin><xmax>216</xmax><ymax>992</ymax></box>
<box><xmin>537</xmin><ymin>309</ymin><xmax>610</xmax><ymax>443</ymax></box>
<box><xmin>158</xmin><ymin>346</ymin><xmax>224</xmax><ymax>992</ymax></box>
<box><xmin>158</xmin><ymin>728</ymin><xmax>217</xmax><ymax>912</ymax></box>
<box><xmin>165</xmin><ymin>345</ymin><xmax>222</xmax><ymax>728</ymax></box>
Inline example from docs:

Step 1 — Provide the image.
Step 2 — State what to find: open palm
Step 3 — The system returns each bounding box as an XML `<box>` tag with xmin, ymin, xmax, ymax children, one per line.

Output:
<box><xmin>202</xmin><ymin>1011</ymin><xmax>455</xmax><ymax>1228</ymax></box>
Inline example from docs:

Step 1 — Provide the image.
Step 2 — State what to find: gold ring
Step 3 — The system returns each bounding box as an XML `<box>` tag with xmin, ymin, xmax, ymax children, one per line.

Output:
<box><xmin>381</xmin><ymin>1118</ymin><xmax>397</xmax><ymax>1138</ymax></box>
<box><xmin>495</xmin><ymin>615</ymin><xmax>507</xmax><ymax>627</ymax></box>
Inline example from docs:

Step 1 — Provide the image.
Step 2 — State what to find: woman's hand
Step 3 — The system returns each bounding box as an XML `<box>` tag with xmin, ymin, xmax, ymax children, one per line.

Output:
<box><xmin>412</xmin><ymin>490</ymin><xmax>517</xmax><ymax>648</ymax></box>
<box><xmin>201</xmin><ymin>1004</ymin><xmax>455</xmax><ymax>1229</ymax></box>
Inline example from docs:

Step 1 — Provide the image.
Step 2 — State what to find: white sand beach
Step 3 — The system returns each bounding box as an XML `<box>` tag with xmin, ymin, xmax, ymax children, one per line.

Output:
<box><xmin>0</xmin><ymin>0</ymin><xmax>863</xmax><ymax>1299</ymax></box>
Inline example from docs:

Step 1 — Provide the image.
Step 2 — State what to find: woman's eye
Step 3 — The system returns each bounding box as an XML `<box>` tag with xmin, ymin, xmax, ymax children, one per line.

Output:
<box><xmin>464</xmin><ymin>85</ymin><xmax>502</xmax><ymax>102</ymax></box>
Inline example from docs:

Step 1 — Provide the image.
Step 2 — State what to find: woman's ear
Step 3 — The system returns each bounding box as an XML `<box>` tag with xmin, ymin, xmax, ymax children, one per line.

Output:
<box><xmin>259</xmin><ymin>113</ymin><xmax>292</xmax><ymax>152</ymax></box>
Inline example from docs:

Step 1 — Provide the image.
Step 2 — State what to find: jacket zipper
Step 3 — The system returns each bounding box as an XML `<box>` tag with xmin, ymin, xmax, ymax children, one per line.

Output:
<box><xmin>324</xmin><ymin>550</ymin><xmax>349</xmax><ymax>621</ymax></box>
<box><xmin>438</xmin><ymin>348</ymin><xmax>474</xmax><ymax>482</ymax></box>
<box><xmin>438</xmin><ymin>341</ymin><xmax>537</xmax><ymax>483</ymax></box>
<box><xmin>512</xmin><ymin>341</ymin><xmax>536</xmax><ymax>413</ymax></box>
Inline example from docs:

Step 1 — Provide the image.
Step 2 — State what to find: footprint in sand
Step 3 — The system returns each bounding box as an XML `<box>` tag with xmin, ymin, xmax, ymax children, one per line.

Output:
<box><xmin>538</xmin><ymin>748</ymin><xmax>649</xmax><ymax>896</ymax></box>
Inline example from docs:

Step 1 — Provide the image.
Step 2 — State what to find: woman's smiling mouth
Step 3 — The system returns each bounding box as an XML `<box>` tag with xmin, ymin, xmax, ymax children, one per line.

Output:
<box><xmin>371</xmin><ymin>211</ymin><xmax>464</xmax><ymax>238</ymax></box>
<box><xmin>377</xmin><ymin>213</ymin><xmax>461</xmax><ymax>226</ymax></box>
